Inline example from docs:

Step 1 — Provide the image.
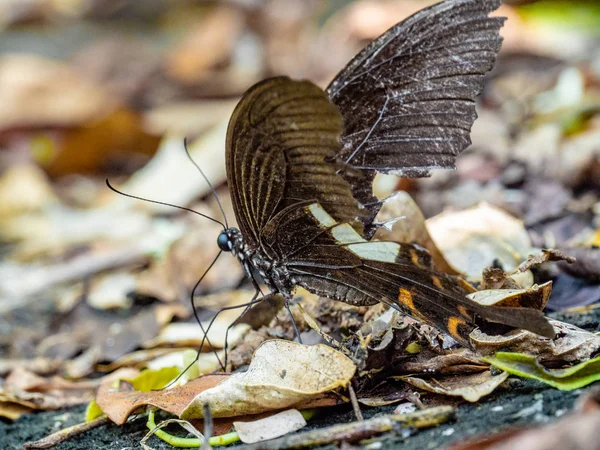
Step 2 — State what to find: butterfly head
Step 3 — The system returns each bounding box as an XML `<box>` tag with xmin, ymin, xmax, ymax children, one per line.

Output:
<box><xmin>217</xmin><ymin>228</ymin><xmax>242</xmax><ymax>253</ymax></box>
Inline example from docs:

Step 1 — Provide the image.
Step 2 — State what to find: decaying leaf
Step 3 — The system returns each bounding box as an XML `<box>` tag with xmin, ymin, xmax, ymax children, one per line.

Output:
<box><xmin>181</xmin><ymin>340</ymin><xmax>356</xmax><ymax>418</ymax></box>
<box><xmin>471</xmin><ymin>319</ymin><xmax>600</xmax><ymax>364</ymax></box>
<box><xmin>484</xmin><ymin>352</ymin><xmax>600</xmax><ymax>391</ymax></box>
<box><xmin>427</xmin><ymin>203</ymin><xmax>533</xmax><ymax>281</ymax></box>
<box><xmin>401</xmin><ymin>370</ymin><xmax>509</xmax><ymax>403</ymax></box>
<box><xmin>0</xmin><ymin>367</ymin><xmax>138</xmax><ymax>413</ymax></box>
<box><xmin>234</xmin><ymin>409</ymin><xmax>307</xmax><ymax>444</ymax></box>
<box><xmin>396</xmin><ymin>349</ymin><xmax>488</xmax><ymax>376</ymax></box>
<box><xmin>467</xmin><ymin>281</ymin><xmax>552</xmax><ymax>311</ymax></box>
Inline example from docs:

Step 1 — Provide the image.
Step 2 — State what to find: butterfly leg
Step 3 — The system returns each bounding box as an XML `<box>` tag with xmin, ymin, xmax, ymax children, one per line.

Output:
<box><xmin>222</xmin><ymin>286</ymin><xmax>265</xmax><ymax>370</ymax></box>
<box><xmin>284</xmin><ymin>295</ymin><xmax>303</xmax><ymax>344</ymax></box>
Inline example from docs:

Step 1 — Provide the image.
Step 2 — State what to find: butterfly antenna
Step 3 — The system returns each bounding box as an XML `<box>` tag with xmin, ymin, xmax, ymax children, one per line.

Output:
<box><xmin>105</xmin><ymin>180</ymin><xmax>225</xmax><ymax>229</ymax></box>
<box><xmin>183</xmin><ymin>138</ymin><xmax>229</xmax><ymax>228</ymax></box>
<box><xmin>165</xmin><ymin>251</ymin><xmax>227</xmax><ymax>388</ymax></box>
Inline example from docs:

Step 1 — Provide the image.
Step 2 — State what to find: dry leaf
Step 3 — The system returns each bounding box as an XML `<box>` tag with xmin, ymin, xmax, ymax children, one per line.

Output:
<box><xmin>144</xmin><ymin>321</ymin><xmax>250</xmax><ymax>350</ymax></box>
<box><xmin>181</xmin><ymin>341</ymin><xmax>356</xmax><ymax>418</ymax></box>
<box><xmin>234</xmin><ymin>409</ymin><xmax>307</xmax><ymax>444</ymax></box>
<box><xmin>97</xmin><ymin>374</ymin><xmax>228</xmax><ymax>424</ymax></box>
<box><xmin>400</xmin><ymin>371</ymin><xmax>509</xmax><ymax>403</ymax></box>
<box><xmin>427</xmin><ymin>203</ymin><xmax>533</xmax><ymax>282</ymax></box>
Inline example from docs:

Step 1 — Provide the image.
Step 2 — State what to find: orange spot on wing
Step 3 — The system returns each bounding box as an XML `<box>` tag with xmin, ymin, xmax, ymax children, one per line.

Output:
<box><xmin>410</xmin><ymin>249</ymin><xmax>424</xmax><ymax>269</ymax></box>
<box><xmin>431</xmin><ymin>276</ymin><xmax>444</xmax><ymax>291</ymax></box>
<box><xmin>398</xmin><ymin>288</ymin><xmax>425</xmax><ymax>320</ymax></box>
<box><xmin>398</xmin><ymin>288</ymin><xmax>415</xmax><ymax>310</ymax></box>
<box><xmin>447</xmin><ymin>316</ymin><xmax>468</xmax><ymax>342</ymax></box>
<box><xmin>457</xmin><ymin>305</ymin><xmax>471</xmax><ymax>320</ymax></box>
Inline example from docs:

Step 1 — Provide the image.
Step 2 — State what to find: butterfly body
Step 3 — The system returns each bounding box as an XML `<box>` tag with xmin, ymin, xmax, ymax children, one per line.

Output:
<box><xmin>221</xmin><ymin>0</ymin><xmax>555</xmax><ymax>347</ymax></box>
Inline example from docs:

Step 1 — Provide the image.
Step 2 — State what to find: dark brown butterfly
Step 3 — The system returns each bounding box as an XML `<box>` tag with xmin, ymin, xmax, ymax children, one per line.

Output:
<box><xmin>215</xmin><ymin>0</ymin><xmax>555</xmax><ymax>348</ymax></box>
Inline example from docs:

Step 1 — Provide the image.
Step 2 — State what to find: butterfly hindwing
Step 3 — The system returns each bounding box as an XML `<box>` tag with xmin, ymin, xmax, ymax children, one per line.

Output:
<box><xmin>286</xmin><ymin>204</ymin><xmax>554</xmax><ymax>346</ymax></box>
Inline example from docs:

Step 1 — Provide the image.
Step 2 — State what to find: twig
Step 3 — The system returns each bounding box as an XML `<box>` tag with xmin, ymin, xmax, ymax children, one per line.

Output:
<box><xmin>22</xmin><ymin>416</ymin><xmax>111</xmax><ymax>449</ymax></box>
<box><xmin>234</xmin><ymin>406</ymin><xmax>454</xmax><ymax>450</ymax></box>
<box><xmin>348</xmin><ymin>383</ymin><xmax>364</xmax><ymax>421</ymax></box>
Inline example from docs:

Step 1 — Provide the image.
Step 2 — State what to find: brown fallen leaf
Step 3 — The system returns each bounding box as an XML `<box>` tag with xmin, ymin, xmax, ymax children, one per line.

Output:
<box><xmin>399</xmin><ymin>370</ymin><xmax>509</xmax><ymax>403</ymax></box>
<box><xmin>0</xmin><ymin>367</ymin><xmax>138</xmax><ymax>413</ymax></box>
<box><xmin>165</xmin><ymin>6</ymin><xmax>243</xmax><ymax>84</ymax></box>
<box><xmin>97</xmin><ymin>373</ymin><xmax>228</xmax><ymax>425</ymax></box>
<box><xmin>181</xmin><ymin>341</ymin><xmax>356</xmax><ymax>419</ymax></box>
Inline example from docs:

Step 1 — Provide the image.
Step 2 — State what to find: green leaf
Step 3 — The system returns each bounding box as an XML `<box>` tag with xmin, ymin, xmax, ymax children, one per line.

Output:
<box><xmin>483</xmin><ymin>352</ymin><xmax>600</xmax><ymax>391</ymax></box>
<box><xmin>130</xmin><ymin>367</ymin><xmax>181</xmax><ymax>392</ymax></box>
<box><xmin>85</xmin><ymin>400</ymin><xmax>104</xmax><ymax>422</ymax></box>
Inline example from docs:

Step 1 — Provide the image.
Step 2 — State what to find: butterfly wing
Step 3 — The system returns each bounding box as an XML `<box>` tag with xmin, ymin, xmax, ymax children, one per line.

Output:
<box><xmin>282</xmin><ymin>203</ymin><xmax>555</xmax><ymax>346</ymax></box>
<box><xmin>327</xmin><ymin>0</ymin><xmax>504</xmax><ymax>227</ymax></box>
<box><xmin>225</xmin><ymin>77</ymin><xmax>364</xmax><ymax>249</ymax></box>
<box><xmin>226</xmin><ymin>77</ymin><xmax>553</xmax><ymax>342</ymax></box>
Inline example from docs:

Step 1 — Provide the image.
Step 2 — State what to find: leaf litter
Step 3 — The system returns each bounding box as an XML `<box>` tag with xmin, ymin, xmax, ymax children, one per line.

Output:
<box><xmin>1</xmin><ymin>1</ymin><xmax>600</xmax><ymax>449</ymax></box>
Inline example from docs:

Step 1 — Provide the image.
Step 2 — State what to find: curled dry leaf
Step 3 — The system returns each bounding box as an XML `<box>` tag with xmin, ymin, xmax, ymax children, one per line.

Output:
<box><xmin>471</xmin><ymin>319</ymin><xmax>600</xmax><ymax>364</ymax></box>
<box><xmin>181</xmin><ymin>340</ymin><xmax>356</xmax><ymax>419</ymax></box>
<box><xmin>399</xmin><ymin>371</ymin><xmax>509</xmax><ymax>403</ymax></box>
<box><xmin>234</xmin><ymin>409</ymin><xmax>307</xmax><ymax>444</ymax></box>
<box><xmin>467</xmin><ymin>281</ymin><xmax>552</xmax><ymax>311</ymax></box>
<box><xmin>373</xmin><ymin>191</ymin><xmax>457</xmax><ymax>274</ymax></box>
<box><xmin>427</xmin><ymin>203</ymin><xmax>533</xmax><ymax>282</ymax></box>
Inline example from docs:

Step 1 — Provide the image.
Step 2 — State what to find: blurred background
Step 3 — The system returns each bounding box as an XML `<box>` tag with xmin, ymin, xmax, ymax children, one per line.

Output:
<box><xmin>0</xmin><ymin>0</ymin><xmax>599</xmax><ymax>419</ymax></box>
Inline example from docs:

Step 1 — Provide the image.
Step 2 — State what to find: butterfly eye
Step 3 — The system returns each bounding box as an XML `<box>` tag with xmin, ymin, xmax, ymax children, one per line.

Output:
<box><xmin>217</xmin><ymin>231</ymin><xmax>232</xmax><ymax>252</ymax></box>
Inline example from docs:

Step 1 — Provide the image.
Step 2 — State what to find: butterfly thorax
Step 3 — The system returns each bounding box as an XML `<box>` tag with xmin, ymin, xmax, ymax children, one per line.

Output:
<box><xmin>217</xmin><ymin>227</ymin><xmax>293</xmax><ymax>295</ymax></box>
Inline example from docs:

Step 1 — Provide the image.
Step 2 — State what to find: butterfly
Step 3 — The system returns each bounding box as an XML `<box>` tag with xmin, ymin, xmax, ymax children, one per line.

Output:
<box><xmin>212</xmin><ymin>0</ymin><xmax>554</xmax><ymax>349</ymax></box>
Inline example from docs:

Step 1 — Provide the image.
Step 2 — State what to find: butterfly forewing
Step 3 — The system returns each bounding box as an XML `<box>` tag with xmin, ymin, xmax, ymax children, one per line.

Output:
<box><xmin>226</xmin><ymin>77</ymin><xmax>364</xmax><ymax>250</ymax></box>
